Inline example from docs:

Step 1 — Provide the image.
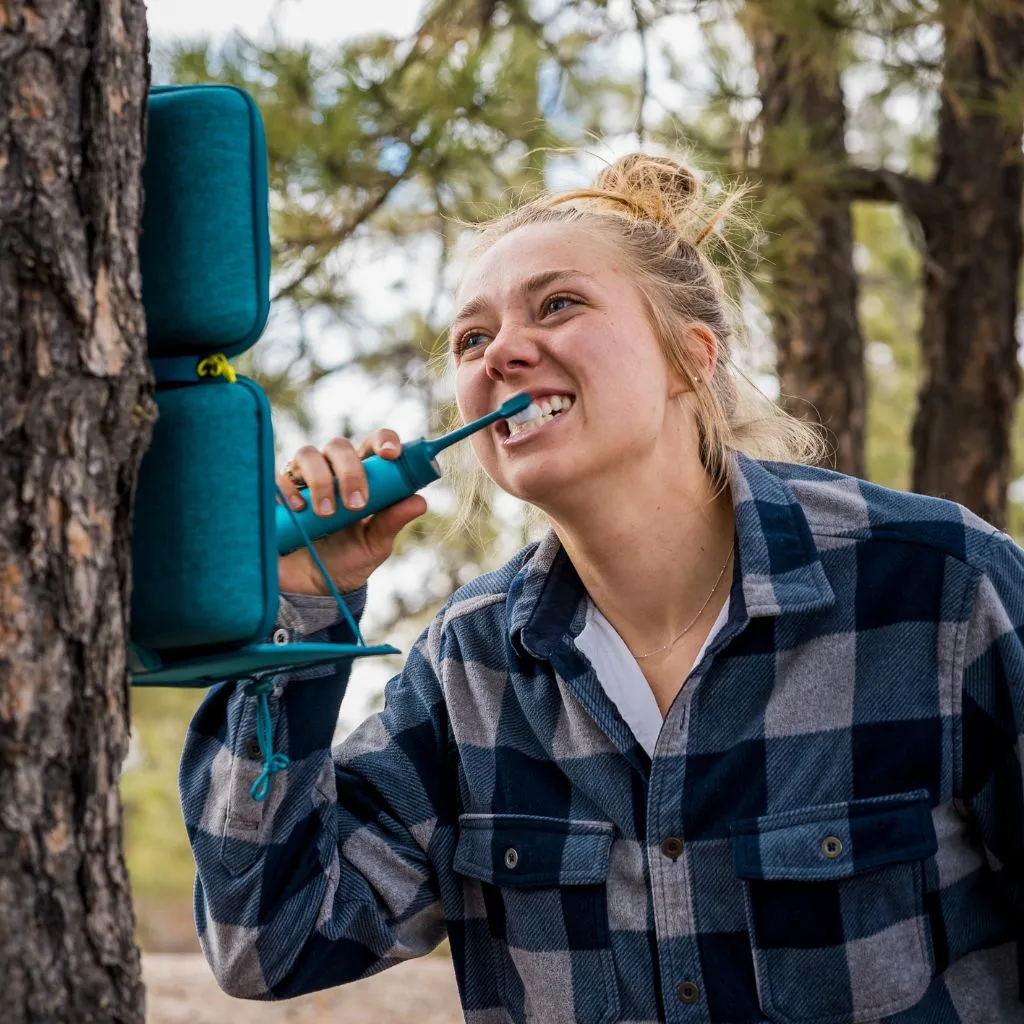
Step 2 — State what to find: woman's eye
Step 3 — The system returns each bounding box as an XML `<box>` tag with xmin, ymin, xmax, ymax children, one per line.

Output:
<box><xmin>458</xmin><ymin>331</ymin><xmax>487</xmax><ymax>354</ymax></box>
<box><xmin>544</xmin><ymin>294</ymin><xmax>578</xmax><ymax>315</ymax></box>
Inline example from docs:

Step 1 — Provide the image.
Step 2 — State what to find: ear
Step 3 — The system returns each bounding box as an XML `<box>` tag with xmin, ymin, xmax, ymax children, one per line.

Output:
<box><xmin>668</xmin><ymin>322</ymin><xmax>719</xmax><ymax>397</ymax></box>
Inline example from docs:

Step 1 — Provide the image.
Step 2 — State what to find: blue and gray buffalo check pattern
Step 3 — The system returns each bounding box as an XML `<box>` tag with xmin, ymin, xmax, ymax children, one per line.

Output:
<box><xmin>180</xmin><ymin>452</ymin><xmax>1024</xmax><ymax>1022</ymax></box>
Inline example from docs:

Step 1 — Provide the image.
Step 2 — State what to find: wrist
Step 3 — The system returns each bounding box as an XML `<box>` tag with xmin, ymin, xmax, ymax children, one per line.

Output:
<box><xmin>278</xmin><ymin>564</ymin><xmax>329</xmax><ymax>597</ymax></box>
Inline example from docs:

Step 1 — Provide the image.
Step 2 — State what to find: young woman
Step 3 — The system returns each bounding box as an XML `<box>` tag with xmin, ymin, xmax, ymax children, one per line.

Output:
<box><xmin>180</xmin><ymin>155</ymin><xmax>1024</xmax><ymax>1023</ymax></box>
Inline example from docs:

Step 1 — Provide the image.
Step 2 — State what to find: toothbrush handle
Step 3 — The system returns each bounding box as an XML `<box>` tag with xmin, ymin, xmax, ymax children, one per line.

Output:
<box><xmin>276</xmin><ymin>452</ymin><xmax>430</xmax><ymax>556</ymax></box>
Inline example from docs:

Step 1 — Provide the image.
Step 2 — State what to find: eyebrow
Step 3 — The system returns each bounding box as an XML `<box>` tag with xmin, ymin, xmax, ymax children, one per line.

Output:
<box><xmin>450</xmin><ymin>268</ymin><xmax>594</xmax><ymax>340</ymax></box>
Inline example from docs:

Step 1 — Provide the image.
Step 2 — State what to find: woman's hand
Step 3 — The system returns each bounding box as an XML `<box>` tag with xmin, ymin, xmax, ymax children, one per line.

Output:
<box><xmin>276</xmin><ymin>429</ymin><xmax>428</xmax><ymax>596</ymax></box>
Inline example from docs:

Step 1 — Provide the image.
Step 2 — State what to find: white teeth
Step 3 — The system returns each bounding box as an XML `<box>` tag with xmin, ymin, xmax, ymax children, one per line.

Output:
<box><xmin>506</xmin><ymin>395</ymin><xmax>575</xmax><ymax>438</ymax></box>
<box><xmin>507</xmin><ymin>403</ymin><xmax>542</xmax><ymax>426</ymax></box>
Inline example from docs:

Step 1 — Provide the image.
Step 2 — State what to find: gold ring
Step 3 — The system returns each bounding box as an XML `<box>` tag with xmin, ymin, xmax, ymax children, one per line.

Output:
<box><xmin>283</xmin><ymin>460</ymin><xmax>306</xmax><ymax>488</ymax></box>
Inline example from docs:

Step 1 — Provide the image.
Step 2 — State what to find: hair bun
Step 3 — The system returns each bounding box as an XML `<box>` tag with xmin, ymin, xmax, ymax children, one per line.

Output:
<box><xmin>593</xmin><ymin>153</ymin><xmax>700</xmax><ymax>229</ymax></box>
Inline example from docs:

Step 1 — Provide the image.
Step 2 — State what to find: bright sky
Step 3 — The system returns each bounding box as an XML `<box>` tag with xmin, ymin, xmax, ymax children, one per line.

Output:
<box><xmin>145</xmin><ymin>0</ymin><xmax>423</xmax><ymax>45</ymax></box>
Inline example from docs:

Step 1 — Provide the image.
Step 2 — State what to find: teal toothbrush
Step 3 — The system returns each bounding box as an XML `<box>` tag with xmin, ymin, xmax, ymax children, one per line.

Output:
<box><xmin>276</xmin><ymin>392</ymin><xmax>533</xmax><ymax>555</ymax></box>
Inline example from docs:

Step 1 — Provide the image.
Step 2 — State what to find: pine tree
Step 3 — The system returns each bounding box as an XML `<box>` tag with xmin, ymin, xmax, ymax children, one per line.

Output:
<box><xmin>741</xmin><ymin>1</ymin><xmax>866</xmax><ymax>476</ymax></box>
<box><xmin>840</xmin><ymin>1</ymin><xmax>1024</xmax><ymax>526</ymax></box>
<box><xmin>0</xmin><ymin>1</ymin><xmax>151</xmax><ymax>1020</ymax></box>
<box><xmin>910</xmin><ymin>3</ymin><xmax>1024</xmax><ymax>527</ymax></box>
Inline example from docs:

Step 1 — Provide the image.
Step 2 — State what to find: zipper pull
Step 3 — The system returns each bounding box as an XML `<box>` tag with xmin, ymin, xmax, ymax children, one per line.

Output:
<box><xmin>196</xmin><ymin>353</ymin><xmax>237</xmax><ymax>383</ymax></box>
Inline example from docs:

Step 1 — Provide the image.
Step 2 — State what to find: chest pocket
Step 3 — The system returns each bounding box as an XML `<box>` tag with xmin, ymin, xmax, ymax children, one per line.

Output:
<box><xmin>731</xmin><ymin>790</ymin><xmax>938</xmax><ymax>1024</ymax></box>
<box><xmin>454</xmin><ymin>813</ymin><xmax>620</xmax><ymax>1024</ymax></box>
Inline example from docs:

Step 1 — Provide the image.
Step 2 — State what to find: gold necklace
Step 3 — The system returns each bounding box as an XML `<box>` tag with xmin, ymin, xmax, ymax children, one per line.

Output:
<box><xmin>630</xmin><ymin>543</ymin><xmax>734</xmax><ymax>661</ymax></box>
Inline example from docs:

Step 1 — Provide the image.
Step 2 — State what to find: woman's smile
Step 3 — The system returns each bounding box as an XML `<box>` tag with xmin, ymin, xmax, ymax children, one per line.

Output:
<box><xmin>499</xmin><ymin>394</ymin><xmax>576</xmax><ymax>448</ymax></box>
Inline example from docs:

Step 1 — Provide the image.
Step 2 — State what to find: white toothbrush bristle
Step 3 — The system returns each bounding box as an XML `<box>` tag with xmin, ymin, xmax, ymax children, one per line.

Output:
<box><xmin>504</xmin><ymin>396</ymin><xmax>575</xmax><ymax>436</ymax></box>
<box><xmin>507</xmin><ymin>403</ymin><xmax>542</xmax><ymax>425</ymax></box>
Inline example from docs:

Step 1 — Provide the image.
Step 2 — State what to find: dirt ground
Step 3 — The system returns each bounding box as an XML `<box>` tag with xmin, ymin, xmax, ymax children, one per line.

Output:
<box><xmin>143</xmin><ymin>952</ymin><xmax>464</xmax><ymax>1024</ymax></box>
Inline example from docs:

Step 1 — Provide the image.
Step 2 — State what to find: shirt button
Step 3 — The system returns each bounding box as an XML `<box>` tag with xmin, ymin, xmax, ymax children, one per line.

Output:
<box><xmin>272</xmin><ymin>627</ymin><xmax>289</xmax><ymax>645</ymax></box>
<box><xmin>504</xmin><ymin>848</ymin><xmax>519</xmax><ymax>870</ymax></box>
<box><xmin>660</xmin><ymin>836</ymin><xmax>684</xmax><ymax>860</ymax></box>
<box><xmin>676</xmin><ymin>980</ymin><xmax>701</xmax><ymax>1004</ymax></box>
<box><xmin>821</xmin><ymin>835</ymin><xmax>844</xmax><ymax>859</ymax></box>
<box><xmin>244</xmin><ymin>738</ymin><xmax>262</xmax><ymax>760</ymax></box>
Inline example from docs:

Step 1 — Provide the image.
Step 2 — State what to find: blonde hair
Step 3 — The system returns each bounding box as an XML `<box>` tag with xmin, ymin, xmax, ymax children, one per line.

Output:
<box><xmin>434</xmin><ymin>152</ymin><xmax>828</xmax><ymax>543</ymax></box>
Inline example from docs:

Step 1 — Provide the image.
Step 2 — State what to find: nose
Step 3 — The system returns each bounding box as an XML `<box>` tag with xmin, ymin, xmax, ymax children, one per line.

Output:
<box><xmin>483</xmin><ymin>325</ymin><xmax>541</xmax><ymax>381</ymax></box>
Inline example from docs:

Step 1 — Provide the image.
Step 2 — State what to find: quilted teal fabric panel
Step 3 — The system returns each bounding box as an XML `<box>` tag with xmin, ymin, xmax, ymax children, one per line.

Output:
<box><xmin>130</xmin><ymin>380</ymin><xmax>276</xmax><ymax>651</ymax></box>
<box><xmin>141</xmin><ymin>85</ymin><xmax>270</xmax><ymax>358</ymax></box>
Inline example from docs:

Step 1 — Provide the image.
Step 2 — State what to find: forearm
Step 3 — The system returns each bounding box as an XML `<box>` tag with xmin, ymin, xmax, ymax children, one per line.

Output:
<box><xmin>178</xmin><ymin>590</ymin><xmax>448</xmax><ymax>998</ymax></box>
<box><xmin>179</xmin><ymin>587</ymin><xmax>366</xmax><ymax>994</ymax></box>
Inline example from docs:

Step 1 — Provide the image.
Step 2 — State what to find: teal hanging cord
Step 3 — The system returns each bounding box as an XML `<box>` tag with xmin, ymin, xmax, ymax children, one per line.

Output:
<box><xmin>244</xmin><ymin>487</ymin><xmax>371</xmax><ymax>802</ymax></box>
<box><xmin>244</xmin><ymin>677</ymin><xmax>290</xmax><ymax>801</ymax></box>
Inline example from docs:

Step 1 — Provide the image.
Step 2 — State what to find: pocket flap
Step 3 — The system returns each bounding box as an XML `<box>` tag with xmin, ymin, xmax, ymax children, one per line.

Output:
<box><xmin>731</xmin><ymin>790</ymin><xmax>936</xmax><ymax>882</ymax></box>
<box><xmin>455</xmin><ymin>813</ymin><xmax>613</xmax><ymax>888</ymax></box>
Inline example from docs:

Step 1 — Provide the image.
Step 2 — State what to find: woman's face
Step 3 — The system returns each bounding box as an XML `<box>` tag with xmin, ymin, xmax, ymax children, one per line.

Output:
<box><xmin>452</xmin><ymin>221</ymin><xmax>690</xmax><ymax>507</ymax></box>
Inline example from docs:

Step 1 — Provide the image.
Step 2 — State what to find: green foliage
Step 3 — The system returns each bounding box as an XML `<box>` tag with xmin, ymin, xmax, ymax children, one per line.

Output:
<box><xmin>122</xmin><ymin>687</ymin><xmax>206</xmax><ymax>949</ymax></box>
<box><xmin>853</xmin><ymin>202</ymin><xmax>923</xmax><ymax>491</ymax></box>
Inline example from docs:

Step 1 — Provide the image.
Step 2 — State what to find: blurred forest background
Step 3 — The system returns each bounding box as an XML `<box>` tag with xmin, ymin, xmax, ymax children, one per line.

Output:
<box><xmin>125</xmin><ymin>0</ymin><xmax>1024</xmax><ymax>951</ymax></box>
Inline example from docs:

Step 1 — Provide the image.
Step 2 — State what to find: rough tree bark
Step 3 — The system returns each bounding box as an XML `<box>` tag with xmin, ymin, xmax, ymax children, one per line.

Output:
<box><xmin>0</xmin><ymin>1</ymin><xmax>152</xmax><ymax>1022</ymax></box>
<box><xmin>745</xmin><ymin>7</ymin><xmax>866</xmax><ymax>477</ymax></box>
<box><xmin>910</xmin><ymin>6</ymin><xmax>1024</xmax><ymax>528</ymax></box>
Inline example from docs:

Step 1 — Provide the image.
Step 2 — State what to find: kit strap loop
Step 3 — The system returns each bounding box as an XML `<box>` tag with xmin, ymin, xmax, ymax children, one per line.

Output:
<box><xmin>197</xmin><ymin>353</ymin><xmax>237</xmax><ymax>383</ymax></box>
<box><xmin>244</xmin><ymin>677</ymin><xmax>289</xmax><ymax>802</ymax></box>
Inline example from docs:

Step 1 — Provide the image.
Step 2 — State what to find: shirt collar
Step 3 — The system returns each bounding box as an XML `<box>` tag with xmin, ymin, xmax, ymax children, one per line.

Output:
<box><xmin>507</xmin><ymin>451</ymin><xmax>836</xmax><ymax>660</ymax></box>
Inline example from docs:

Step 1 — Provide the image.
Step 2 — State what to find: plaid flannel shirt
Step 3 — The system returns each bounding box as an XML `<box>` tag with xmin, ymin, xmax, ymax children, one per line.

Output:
<box><xmin>179</xmin><ymin>452</ymin><xmax>1024</xmax><ymax>1023</ymax></box>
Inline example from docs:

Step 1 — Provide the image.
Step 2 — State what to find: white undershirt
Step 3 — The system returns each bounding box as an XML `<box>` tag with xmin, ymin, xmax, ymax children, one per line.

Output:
<box><xmin>574</xmin><ymin>597</ymin><xmax>730</xmax><ymax>757</ymax></box>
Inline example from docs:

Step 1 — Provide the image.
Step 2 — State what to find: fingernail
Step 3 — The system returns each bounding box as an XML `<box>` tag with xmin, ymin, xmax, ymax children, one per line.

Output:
<box><xmin>348</xmin><ymin>491</ymin><xmax>365</xmax><ymax>509</ymax></box>
<box><xmin>318</xmin><ymin>498</ymin><xmax>333</xmax><ymax>515</ymax></box>
<box><xmin>290</xmin><ymin>495</ymin><xmax>305</xmax><ymax>510</ymax></box>
<box><xmin>380</xmin><ymin>441</ymin><xmax>397</xmax><ymax>453</ymax></box>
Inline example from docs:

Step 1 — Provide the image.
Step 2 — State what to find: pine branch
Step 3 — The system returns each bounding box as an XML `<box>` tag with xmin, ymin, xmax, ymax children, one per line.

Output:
<box><xmin>829</xmin><ymin>166</ymin><xmax>946</xmax><ymax>228</ymax></box>
<box><xmin>425</xmin><ymin>180</ymin><xmax>453</xmax><ymax>331</ymax></box>
<box><xmin>271</xmin><ymin>161</ymin><xmax>418</xmax><ymax>304</ymax></box>
<box><xmin>631</xmin><ymin>0</ymin><xmax>652</xmax><ymax>143</ymax></box>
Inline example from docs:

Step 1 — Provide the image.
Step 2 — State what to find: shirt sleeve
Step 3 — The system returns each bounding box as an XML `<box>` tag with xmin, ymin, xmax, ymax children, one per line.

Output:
<box><xmin>178</xmin><ymin>587</ymin><xmax>452</xmax><ymax>1000</ymax></box>
<box><xmin>960</xmin><ymin>529</ymin><xmax>1024</xmax><ymax>927</ymax></box>
<box><xmin>275</xmin><ymin>589</ymin><xmax>351</xmax><ymax>637</ymax></box>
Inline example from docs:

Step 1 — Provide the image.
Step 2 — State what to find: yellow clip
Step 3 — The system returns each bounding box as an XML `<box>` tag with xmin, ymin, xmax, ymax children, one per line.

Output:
<box><xmin>196</xmin><ymin>353</ymin><xmax>237</xmax><ymax>383</ymax></box>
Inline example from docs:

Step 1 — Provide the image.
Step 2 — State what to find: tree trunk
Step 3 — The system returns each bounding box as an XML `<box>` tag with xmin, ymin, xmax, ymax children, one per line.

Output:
<box><xmin>911</xmin><ymin>6</ymin><xmax>1024</xmax><ymax>528</ymax></box>
<box><xmin>0</xmin><ymin>2</ymin><xmax>151</xmax><ymax>1021</ymax></box>
<box><xmin>745</xmin><ymin>9</ymin><xmax>866</xmax><ymax>477</ymax></box>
